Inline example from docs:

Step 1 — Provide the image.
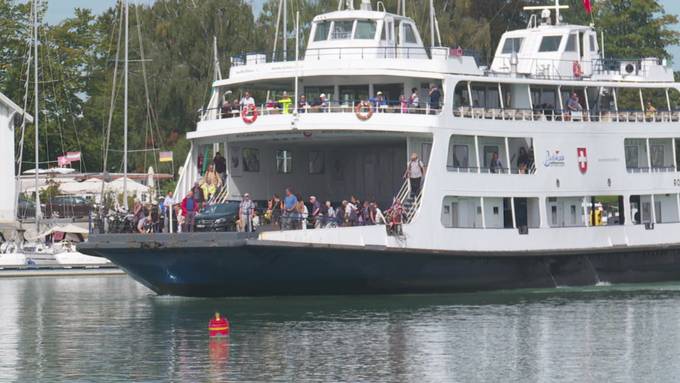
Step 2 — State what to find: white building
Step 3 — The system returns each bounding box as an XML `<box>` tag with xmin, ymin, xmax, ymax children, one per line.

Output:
<box><xmin>0</xmin><ymin>92</ymin><xmax>32</xmax><ymax>225</ymax></box>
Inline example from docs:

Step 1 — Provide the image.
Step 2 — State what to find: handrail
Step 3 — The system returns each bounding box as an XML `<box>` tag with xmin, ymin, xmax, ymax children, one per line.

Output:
<box><xmin>490</xmin><ymin>56</ymin><xmax>658</xmax><ymax>80</ymax></box>
<box><xmin>452</xmin><ymin>106</ymin><xmax>680</xmax><ymax>124</ymax></box>
<box><xmin>200</xmin><ymin>102</ymin><xmax>442</xmax><ymax>121</ymax></box>
<box><xmin>231</xmin><ymin>46</ymin><xmax>482</xmax><ymax>65</ymax></box>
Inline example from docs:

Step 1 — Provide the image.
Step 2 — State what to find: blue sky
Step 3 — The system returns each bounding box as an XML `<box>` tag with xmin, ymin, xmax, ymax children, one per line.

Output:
<box><xmin>44</xmin><ymin>0</ymin><xmax>680</xmax><ymax>68</ymax></box>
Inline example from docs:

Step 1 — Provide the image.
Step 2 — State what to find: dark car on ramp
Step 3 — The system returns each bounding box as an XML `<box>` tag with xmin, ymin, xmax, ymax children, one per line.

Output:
<box><xmin>195</xmin><ymin>202</ymin><xmax>240</xmax><ymax>232</ymax></box>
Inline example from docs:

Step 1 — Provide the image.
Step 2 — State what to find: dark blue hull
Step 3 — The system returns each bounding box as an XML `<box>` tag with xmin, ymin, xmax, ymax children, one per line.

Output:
<box><xmin>78</xmin><ymin>233</ymin><xmax>680</xmax><ymax>297</ymax></box>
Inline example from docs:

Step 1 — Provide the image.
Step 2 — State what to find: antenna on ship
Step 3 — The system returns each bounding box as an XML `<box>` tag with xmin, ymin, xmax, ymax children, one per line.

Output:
<box><xmin>523</xmin><ymin>0</ymin><xmax>569</xmax><ymax>26</ymax></box>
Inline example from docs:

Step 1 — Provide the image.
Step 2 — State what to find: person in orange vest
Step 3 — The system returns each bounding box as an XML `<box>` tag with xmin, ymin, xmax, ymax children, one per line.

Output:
<box><xmin>208</xmin><ymin>312</ymin><xmax>230</xmax><ymax>337</ymax></box>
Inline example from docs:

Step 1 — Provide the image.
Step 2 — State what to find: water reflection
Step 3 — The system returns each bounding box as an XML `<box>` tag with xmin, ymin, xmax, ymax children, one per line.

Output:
<box><xmin>1</xmin><ymin>277</ymin><xmax>680</xmax><ymax>382</ymax></box>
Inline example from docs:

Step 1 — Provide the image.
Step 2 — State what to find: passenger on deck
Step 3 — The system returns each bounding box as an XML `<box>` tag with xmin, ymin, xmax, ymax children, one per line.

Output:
<box><xmin>191</xmin><ymin>182</ymin><xmax>205</xmax><ymax>209</ymax></box>
<box><xmin>404</xmin><ymin>153</ymin><xmax>425</xmax><ymax>198</ymax></box>
<box><xmin>269</xmin><ymin>194</ymin><xmax>282</xmax><ymax>228</ymax></box>
<box><xmin>221</xmin><ymin>92</ymin><xmax>232</xmax><ymax>118</ymax></box>
<box><xmin>213</xmin><ymin>152</ymin><xmax>227</xmax><ymax>186</ymax></box>
<box><xmin>240</xmin><ymin>91</ymin><xmax>255</xmax><ymax>109</ymax></box>
<box><xmin>409</xmin><ymin>88</ymin><xmax>420</xmax><ymax>111</ymax></box>
<box><xmin>646</xmin><ymin>101</ymin><xmax>657</xmax><ymax>120</ymax></box>
<box><xmin>201</xmin><ymin>179</ymin><xmax>216</xmax><ymax>201</ymax></box>
<box><xmin>309</xmin><ymin>196</ymin><xmax>321</xmax><ymax>228</ymax></box>
<box><xmin>489</xmin><ymin>152</ymin><xmax>503</xmax><ymax>174</ymax></box>
<box><xmin>298</xmin><ymin>95</ymin><xmax>309</xmax><ymax>113</ymax></box>
<box><xmin>239</xmin><ymin>193</ymin><xmax>255</xmax><ymax>232</ymax></box>
<box><xmin>283</xmin><ymin>188</ymin><xmax>298</xmax><ymax>230</ymax></box>
<box><xmin>296</xmin><ymin>193</ymin><xmax>308</xmax><ymax>229</ymax></box>
<box><xmin>279</xmin><ymin>91</ymin><xmax>293</xmax><ymax>114</ymax></box>
<box><xmin>181</xmin><ymin>190</ymin><xmax>199</xmax><ymax>232</ymax></box>
<box><xmin>319</xmin><ymin>93</ymin><xmax>329</xmax><ymax>112</ymax></box>
<box><xmin>566</xmin><ymin>93</ymin><xmax>583</xmax><ymax>120</ymax></box>
<box><xmin>324</xmin><ymin>201</ymin><xmax>335</xmax><ymax>227</ymax></box>
<box><xmin>345</xmin><ymin>199</ymin><xmax>358</xmax><ymax>226</ymax></box>
<box><xmin>374</xmin><ymin>91</ymin><xmax>387</xmax><ymax>112</ymax></box>
<box><xmin>429</xmin><ymin>84</ymin><xmax>441</xmax><ymax>112</ymax></box>
<box><xmin>399</xmin><ymin>95</ymin><xmax>408</xmax><ymax>113</ymax></box>
<box><xmin>204</xmin><ymin>164</ymin><xmax>222</xmax><ymax>188</ymax></box>
<box><xmin>174</xmin><ymin>204</ymin><xmax>183</xmax><ymax>233</ymax></box>
<box><xmin>162</xmin><ymin>192</ymin><xmax>175</xmax><ymax>232</ymax></box>
<box><xmin>372</xmin><ymin>202</ymin><xmax>386</xmax><ymax>225</ymax></box>
<box><xmin>362</xmin><ymin>201</ymin><xmax>371</xmax><ymax>225</ymax></box>
<box><xmin>135</xmin><ymin>202</ymin><xmax>148</xmax><ymax>233</ymax></box>
<box><xmin>517</xmin><ymin>147</ymin><xmax>530</xmax><ymax>174</ymax></box>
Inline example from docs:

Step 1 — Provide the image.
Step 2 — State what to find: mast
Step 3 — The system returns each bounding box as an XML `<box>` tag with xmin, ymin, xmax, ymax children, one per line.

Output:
<box><xmin>123</xmin><ymin>0</ymin><xmax>129</xmax><ymax>210</ymax></box>
<box><xmin>33</xmin><ymin>0</ymin><xmax>41</xmax><ymax>234</ymax></box>
<box><xmin>283</xmin><ymin>0</ymin><xmax>287</xmax><ymax>61</ymax></box>
<box><xmin>294</xmin><ymin>11</ymin><xmax>299</xmax><ymax>112</ymax></box>
<box><xmin>429</xmin><ymin>0</ymin><xmax>435</xmax><ymax>49</ymax></box>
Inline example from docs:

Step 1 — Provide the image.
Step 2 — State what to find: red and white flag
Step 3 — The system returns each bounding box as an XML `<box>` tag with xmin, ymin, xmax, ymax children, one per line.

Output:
<box><xmin>577</xmin><ymin>147</ymin><xmax>588</xmax><ymax>174</ymax></box>
<box><xmin>583</xmin><ymin>0</ymin><xmax>593</xmax><ymax>14</ymax></box>
<box><xmin>66</xmin><ymin>151</ymin><xmax>81</xmax><ymax>162</ymax></box>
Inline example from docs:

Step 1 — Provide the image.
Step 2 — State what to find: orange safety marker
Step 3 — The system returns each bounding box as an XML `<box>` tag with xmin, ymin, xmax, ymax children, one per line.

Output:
<box><xmin>208</xmin><ymin>312</ymin><xmax>230</xmax><ymax>337</ymax></box>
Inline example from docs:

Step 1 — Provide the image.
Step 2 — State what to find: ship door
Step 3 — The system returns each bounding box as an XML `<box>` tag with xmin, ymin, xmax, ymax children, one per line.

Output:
<box><xmin>580</xmin><ymin>32</ymin><xmax>593</xmax><ymax>77</ymax></box>
<box><xmin>548</xmin><ymin>200</ymin><xmax>564</xmax><ymax>227</ymax></box>
<box><xmin>384</xmin><ymin>17</ymin><xmax>395</xmax><ymax>58</ymax></box>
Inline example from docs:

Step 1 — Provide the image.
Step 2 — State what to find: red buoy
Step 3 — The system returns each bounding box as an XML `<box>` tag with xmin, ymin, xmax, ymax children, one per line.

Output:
<box><xmin>208</xmin><ymin>312</ymin><xmax>230</xmax><ymax>337</ymax></box>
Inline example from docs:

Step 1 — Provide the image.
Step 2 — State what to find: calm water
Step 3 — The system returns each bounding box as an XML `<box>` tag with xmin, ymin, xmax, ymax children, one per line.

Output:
<box><xmin>2</xmin><ymin>277</ymin><xmax>680</xmax><ymax>382</ymax></box>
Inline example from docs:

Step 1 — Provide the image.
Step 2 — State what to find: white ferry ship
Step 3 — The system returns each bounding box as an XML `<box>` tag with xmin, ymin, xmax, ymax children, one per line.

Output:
<box><xmin>80</xmin><ymin>1</ymin><xmax>680</xmax><ymax>296</ymax></box>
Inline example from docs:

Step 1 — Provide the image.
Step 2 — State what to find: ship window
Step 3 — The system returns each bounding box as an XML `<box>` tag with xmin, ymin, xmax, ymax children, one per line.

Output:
<box><xmin>589</xmin><ymin>34</ymin><xmax>597</xmax><ymax>52</ymax></box>
<box><xmin>501</xmin><ymin>37</ymin><xmax>523</xmax><ymax>54</ymax></box>
<box><xmin>314</xmin><ymin>21</ymin><xmax>330</xmax><ymax>41</ymax></box>
<box><xmin>242</xmin><ymin>148</ymin><xmax>260</xmax><ymax>172</ymax></box>
<box><xmin>565</xmin><ymin>34</ymin><xmax>577</xmax><ymax>52</ymax></box>
<box><xmin>331</xmin><ymin>20</ymin><xmax>353</xmax><ymax>40</ymax></box>
<box><xmin>452</xmin><ymin>145</ymin><xmax>469</xmax><ymax>168</ymax></box>
<box><xmin>403</xmin><ymin>24</ymin><xmax>417</xmax><ymax>44</ymax></box>
<box><xmin>276</xmin><ymin>150</ymin><xmax>293</xmax><ymax>174</ymax></box>
<box><xmin>538</xmin><ymin>35</ymin><xmax>562</xmax><ymax>52</ymax></box>
<box><xmin>355</xmin><ymin>20</ymin><xmax>376</xmax><ymax>39</ymax></box>
<box><xmin>308</xmin><ymin>151</ymin><xmax>324</xmax><ymax>174</ymax></box>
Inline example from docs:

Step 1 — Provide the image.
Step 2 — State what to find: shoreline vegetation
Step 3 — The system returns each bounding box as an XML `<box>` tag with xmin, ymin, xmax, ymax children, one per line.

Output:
<box><xmin>1</xmin><ymin>0</ymin><xmax>678</xmax><ymax>192</ymax></box>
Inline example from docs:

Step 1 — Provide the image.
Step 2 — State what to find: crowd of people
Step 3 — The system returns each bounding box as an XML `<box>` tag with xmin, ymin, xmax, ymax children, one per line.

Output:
<box><xmin>133</xmin><ymin>151</ymin><xmax>426</xmax><ymax>235</ymax></box>
<box><xmin>219</xmin><ymin>85</ymin><xmax>442</xmax><ymax>117</ymax></box>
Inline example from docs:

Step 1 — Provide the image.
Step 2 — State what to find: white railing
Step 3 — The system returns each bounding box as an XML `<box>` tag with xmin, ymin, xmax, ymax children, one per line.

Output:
<box><xmin>394</xmin><ymin>178</ymin><xmax>423</xmax><ymax>225</ymax></box>
<box><xmin>201</xmin><ymin>103</ymin><xmax>441</xmax><ymax>122</ymax></box>
<box><xmin>453</xmin><ymin>107</ymin><xmax>680</xmax><ymax>124</ymax></box>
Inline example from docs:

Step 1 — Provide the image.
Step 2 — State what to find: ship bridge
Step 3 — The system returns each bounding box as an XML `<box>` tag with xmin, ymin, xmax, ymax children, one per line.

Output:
<box><xmin>490</xmin><ymin>1</ymin><xmax>673</xmax><ymax>82</ymax></box>
<box><xmin>305</xmin><ymin>0</ymin><xmax>427</xmax><ymax>61</ymax></box>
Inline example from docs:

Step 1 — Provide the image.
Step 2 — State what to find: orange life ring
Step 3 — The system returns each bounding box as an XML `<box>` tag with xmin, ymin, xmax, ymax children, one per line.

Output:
<box><xmin>572</xmin><ymin>61</ymin><xmax>583</xmax><ymax>78</ymax></box>
<box><xmin>354</xmin><ymin>101</ymin><xmax>373</xmax><ymax>121</ymax></box>
<box><xmin>241</xmin><ymin>104</ymin><xmax>258</xmax><ymax>124</ymax></box>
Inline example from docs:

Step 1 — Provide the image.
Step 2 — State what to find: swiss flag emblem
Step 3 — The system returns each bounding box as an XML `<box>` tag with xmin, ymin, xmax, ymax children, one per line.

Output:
<box><xmin>577</xmin><ymin>147</ymin><xmax>588</xmax><ymax>173</ymax></box>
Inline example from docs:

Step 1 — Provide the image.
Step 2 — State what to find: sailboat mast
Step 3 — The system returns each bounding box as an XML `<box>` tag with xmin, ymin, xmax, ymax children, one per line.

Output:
<box><xmin>34</xmin><ymin>0</ymin><xmax>41</xmax><ymax>233</ymax></box>
<box><xmin>123</xmin><ymin>0</ymin><xmax>129</xmax><ymax>210</ymax></box>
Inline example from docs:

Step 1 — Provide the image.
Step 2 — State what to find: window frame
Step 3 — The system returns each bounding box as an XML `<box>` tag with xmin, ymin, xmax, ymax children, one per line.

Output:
<box><xmin>501</xmin><ymin>37</ymin><xmax>524</xmax><ymax>54</ymax></box>
<box><xmin>354</xmin><ymin>20</ymin><xmax>377</xmax><ymax>40</ymax></box>
<box><xmin>538</xmin><ymin>35</ymin><xmax>563</xmax><ymax>53</ymax></box>
<box><xmin>313</xmin><ymin>21</ymin><xmax>331</xmax><ymax>42</ymax></box>
<box><xmin>275</xmin><ymin>149</ymin><xmax>293</xmax><ymax>174</ymax></box>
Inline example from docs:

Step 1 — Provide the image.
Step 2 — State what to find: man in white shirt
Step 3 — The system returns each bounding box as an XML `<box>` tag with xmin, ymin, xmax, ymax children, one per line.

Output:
<box><xmin>404</xmin><ymin>152</ymin><xmax>426</xmax><ymax>198</ymax></box>
<box><xmin>240</xmin><ymin>91</ymin><xmax>255</xmax><ymax>108</ymax></box>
